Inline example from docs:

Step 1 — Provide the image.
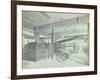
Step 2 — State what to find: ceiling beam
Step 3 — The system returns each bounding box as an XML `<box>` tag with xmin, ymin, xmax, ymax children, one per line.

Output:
<box><xmin>40</xmin><ymin>12</ymin><xmax>51</xmax><ymax>19</ymax></box>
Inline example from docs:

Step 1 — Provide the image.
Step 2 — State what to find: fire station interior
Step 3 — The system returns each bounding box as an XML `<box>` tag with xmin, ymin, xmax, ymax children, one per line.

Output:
<box><xmin>22</xmin><ymin>11</ymin><xmax>89</xmax><ymax>69</ymax></box>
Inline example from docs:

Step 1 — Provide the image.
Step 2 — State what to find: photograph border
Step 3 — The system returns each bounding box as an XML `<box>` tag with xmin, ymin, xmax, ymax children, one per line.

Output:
<box><xmin>11</xmin><ymin>1</ymin><xmax>97</xmax><ymax>80</ymax></box>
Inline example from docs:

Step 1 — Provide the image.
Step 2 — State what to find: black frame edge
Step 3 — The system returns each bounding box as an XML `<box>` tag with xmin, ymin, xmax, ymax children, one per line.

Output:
<box><xmin>11</xmin><ymin>1</ymin><xmax>17</xmax><ymax>80</ymax></box>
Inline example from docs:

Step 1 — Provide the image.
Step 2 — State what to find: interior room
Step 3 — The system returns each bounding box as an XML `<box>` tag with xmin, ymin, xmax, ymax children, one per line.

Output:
<box><xmin>22</xmin><ymin>11</ymin><xmax>89</xmax><ymax>69</ymax></box>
